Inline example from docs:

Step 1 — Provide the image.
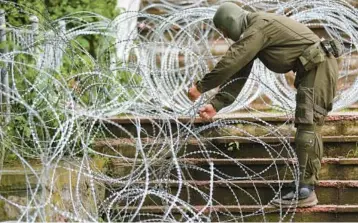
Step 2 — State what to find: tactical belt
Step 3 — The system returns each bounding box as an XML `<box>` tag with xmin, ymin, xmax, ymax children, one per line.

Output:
<box><xmin>295</xmin><ymin>39</ymin><xmax>342</xmax><ymax>73</ymax></box>
<box><xmin>320</xmin><ymin>39</ymin><xmax>343</xmax><ymax>58</ymax></box>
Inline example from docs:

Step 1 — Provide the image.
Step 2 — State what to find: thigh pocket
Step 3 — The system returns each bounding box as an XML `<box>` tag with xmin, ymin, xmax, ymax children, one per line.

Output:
<box><xmin>299</xmin><ymin>42</ymin><xmax>326</xmax><ymax>71</ymax></box>
<box><xmin>295</xmin><ymin>87</ymin><xmax>314</xmax><ymax>125</ymax></box>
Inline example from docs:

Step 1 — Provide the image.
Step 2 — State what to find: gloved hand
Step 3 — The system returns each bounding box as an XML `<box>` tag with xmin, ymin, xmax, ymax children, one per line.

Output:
<box><xmin>188</xmin><ymin>85</ymin><xmax>201</xmax><ymax>102</ymax></box>
<box><xmin>199</xmin><ymin>104</ymin><xmax>217</xmax><ymax>120</ymax></box>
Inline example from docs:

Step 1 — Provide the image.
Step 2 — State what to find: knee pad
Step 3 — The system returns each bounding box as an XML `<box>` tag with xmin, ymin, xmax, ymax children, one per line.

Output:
<box><xmin>295</xmin><ymin>129</ymin><xmax>316</xmax><ymax>157</ymax></box>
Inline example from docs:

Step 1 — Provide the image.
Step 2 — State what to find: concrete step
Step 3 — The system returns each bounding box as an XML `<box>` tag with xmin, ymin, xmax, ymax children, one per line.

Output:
<box><xmin>0</xmin><ymin>165</ymin><xmax>43</xmax><ymax>221</ymax></box>
<box><xmin>101</xmin><ymin>112</ymin><xmax>358</xmax><ymax>138</ymax></box>
<box><xmin>108</xmin><ymin>158</ymin><xmax>358</xmax><ymax>180</ymax></box>
<box><xmin>94</xmin><ymin>135</ymin><xmax>358</xmax><ymax>158</ymax></box>
<box><xmin>0</xmin><ymin>163</ymin><xmax>42</xmax><ymax>192</ymax></box>
<box><xmin>97</xmin><ymin>113</ymin><xmax>358</xmax><ymax>221</ymax></box>
<box><xmin>0</xmin><ymin>158</ymin><xmax>108</xmax><ymax>221</ymax></box>
<box><xmin>107</xmin><ymin>205</ymin><xmax>358</xmax><ymax>222</ymax></box>
<box><xmin>106</xmin><ymin>180</ymin><xmax>358</xmax><ymax>206</ymax></box>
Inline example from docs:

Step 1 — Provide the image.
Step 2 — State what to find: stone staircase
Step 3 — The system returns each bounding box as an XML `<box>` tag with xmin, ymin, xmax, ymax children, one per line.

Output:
<box><xmin>1</xmin><ymin>112</ymin><xmax>358</xmax><ymax>221</ymax></box>
<box><xmin>93</xmin><ymin>112</ymin><xmax>358</xmax><ymax>222</ymax></box>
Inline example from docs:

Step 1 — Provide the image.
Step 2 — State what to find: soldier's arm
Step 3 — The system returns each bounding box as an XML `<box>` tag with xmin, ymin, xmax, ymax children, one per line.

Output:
<box><xmin>196</xmin><ymin>29</ymin><xmax>265</xmax><ymax>93</ymax></box>
<box><xmin>209</xmin><ymin>60</ymin><xmax>254</xmax><ymax>111</ymax></box>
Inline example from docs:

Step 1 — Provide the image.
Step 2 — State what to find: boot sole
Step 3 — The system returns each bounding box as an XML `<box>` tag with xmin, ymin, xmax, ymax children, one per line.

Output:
<box><xmin>271</xmin><ymin>198</ymin><xmax>318</xmax><ymax>208</ymax></box>
<box><xmin>271</xmin><ymin>192</ymin><xmax>318</xmax><ymax>208</ymax></box>
<box><xmin>296</xmin><ymin>198</ymin><xmax>318</xmax><ymax>208</ymax></box>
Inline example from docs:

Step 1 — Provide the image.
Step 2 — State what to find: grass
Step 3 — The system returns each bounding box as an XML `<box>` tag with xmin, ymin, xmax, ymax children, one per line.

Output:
<box><xmin>347</xmin><ymin>142</ymin><xmax>358</xmax><ymax>158</ymax></box>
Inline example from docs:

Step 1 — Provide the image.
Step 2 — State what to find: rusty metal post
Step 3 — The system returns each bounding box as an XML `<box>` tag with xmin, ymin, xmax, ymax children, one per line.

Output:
<box><xmin>0</xmin><ymin>9</ymin><xmax>10</xmax><ymax>124</ymax></box>
<box><xmin>29</xmin><ymin>15</ymin><xmax>39</xmax><ymax>54</ymax></box>
<box><xmin>0</xmin><ymin>8</ymin><xmax>6</xmax><ymax>186</ymax></box>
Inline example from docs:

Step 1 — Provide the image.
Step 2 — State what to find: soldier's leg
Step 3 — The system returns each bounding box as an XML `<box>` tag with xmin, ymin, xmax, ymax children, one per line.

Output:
<box><xmin>272</xmin><ymin>55</ymin><xmax>338</xmax><ymax>207</ymax></box>
<box><xmin>298</xmin><ymin>55</ymin><xmax>338</xmax><ymax>186</ymax></box>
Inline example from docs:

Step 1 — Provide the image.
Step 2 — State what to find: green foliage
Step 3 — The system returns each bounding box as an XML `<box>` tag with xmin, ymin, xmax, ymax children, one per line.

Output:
<box><xmin>347</xmin><ymin>142</ymin><xmax>358</xmax><ymax>158</ymax></box>
<box><xmin>1</xmin><ymin>0</ymin><xmax>143</xmax><ymax>158</ymax></box>
<box><xmin>44</xmin><ymin>0</ymin><xmax>118</xmax><ymax>20</ymax></box>
<box><xmin>3</xmin><ymin>0</ymin><xmax>118</xmax><ymax>25</ymax></box>
<box><xmin>43</xmin><ymin>0</ymin><xmax>119</xmax><ymax>57</ymax></box>
<box><xmin>2</xmin><ymin>0</ymin><xmax>119</xmax><ymax>57</ymax></box>
<box><xmin>1</xmin><ymin>46</ymin><xmax>141</xmax><ymax>158</ymax></box>
<box><xmin>2</xmin><ymin>53</ymin><xmax>60</xmax><ymax>156</ymax></box>
<box><xmin>1</xmin><ymin>1</ymin><xmax>46</xmax><ymax>27</ymax></box>
<box><xmin>227</xmin><ymin>141</ymin><xmax>240</xmax><ymax>151</ymax></box>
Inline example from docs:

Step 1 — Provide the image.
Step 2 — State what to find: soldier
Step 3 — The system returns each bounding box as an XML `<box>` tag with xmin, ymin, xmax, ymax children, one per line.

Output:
<box><xmin>188</xmin><ymin>2</ymin><xmax>341</xmax><ymax>207</ymax></box>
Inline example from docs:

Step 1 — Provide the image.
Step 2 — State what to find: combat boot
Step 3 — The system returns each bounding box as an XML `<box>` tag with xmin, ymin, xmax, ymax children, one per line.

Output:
<box><xmin>272</xmin><ymin>184</ymin><xmax>318</xmax><ymax>208</ymax></box>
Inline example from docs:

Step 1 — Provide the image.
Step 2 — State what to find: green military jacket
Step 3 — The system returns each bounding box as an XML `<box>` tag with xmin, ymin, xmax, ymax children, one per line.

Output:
<box><xmin>196</xmin><ymin>12</ymin><xmax>320</xmax><ymax>111</ymax></box>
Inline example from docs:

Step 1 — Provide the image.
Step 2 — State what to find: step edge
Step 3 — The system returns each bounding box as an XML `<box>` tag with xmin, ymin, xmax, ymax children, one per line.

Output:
<box><xmin>110</xmin><ymin>204</ymin><xmax>358</xmax><ymax>213</ymax></box>
<box><xmin>107</xmin><ymin>180</ymin><xmax>358</xmax><ymax>188</ymax></box>
<box><xmin>94</xmin><ymin>135</ymin><xmax>358</xmax><ymax>146</ymax></box>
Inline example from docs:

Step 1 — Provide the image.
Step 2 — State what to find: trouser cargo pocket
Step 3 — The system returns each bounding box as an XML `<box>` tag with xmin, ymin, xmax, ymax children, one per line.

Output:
<box><xmin>295</xmin><ymin>87</ymin><xmax>314</xmax><ymax>125</ymax></box>
<box><xmin>295</xmin><ymin>128</ymin><xmax>323</xmax><ymax>185</ymax></box>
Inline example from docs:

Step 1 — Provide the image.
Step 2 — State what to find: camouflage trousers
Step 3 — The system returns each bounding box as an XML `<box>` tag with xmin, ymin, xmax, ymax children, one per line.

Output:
<box><xmin>294</xmin><ymin>55</ymin><xmax>338</xmax><ymax>185</ymax></box>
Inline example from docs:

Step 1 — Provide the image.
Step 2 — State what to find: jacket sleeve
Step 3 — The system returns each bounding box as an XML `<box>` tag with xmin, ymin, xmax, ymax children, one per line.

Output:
<box><xmin>196</xmin><ymin>29</ymin><xmax>265</xmax><ymax>93</ymax></box>
<box><xmin>210</xmin><ymin>60</ymin><xmax>254</xmax><ymax>111</ymax></box>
